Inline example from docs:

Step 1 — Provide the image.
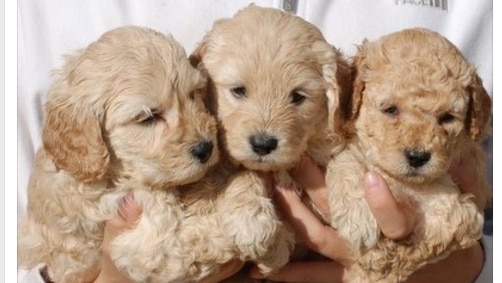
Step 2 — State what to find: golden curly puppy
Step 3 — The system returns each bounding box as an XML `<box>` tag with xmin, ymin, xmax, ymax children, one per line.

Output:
<box><xmin>17</xmin><ymin>26</ymin><xmax>228</xmax><ymax>282</ymax></box>
<box><xmin>188</xmin><ymin>6</ymin><xmax>352</xmax><ymax>277</ymax></box>
<box><xmin>326</xmin><ymin>28</ymin><xmax>491</xmax><ymax>282</ymax></box>
<box><xmin>190</xmin><ymin>5</ymin><xmax>351</xmax><ymax>172</ymax></box>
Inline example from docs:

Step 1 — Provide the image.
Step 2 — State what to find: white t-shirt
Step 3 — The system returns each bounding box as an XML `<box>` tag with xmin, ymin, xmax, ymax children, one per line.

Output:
<box><xmin>17</xmin><ymin>1</ymin><xmax>492</xmax><ymax>282</ymax></box>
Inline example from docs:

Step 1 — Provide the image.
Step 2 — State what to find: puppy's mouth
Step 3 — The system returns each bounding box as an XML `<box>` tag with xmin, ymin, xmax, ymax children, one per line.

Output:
<box><xmin>241</xmin><ymin>156</ymin><xmax>285</xmax><ymax>172</ymax></box>
<box><xmin>237</xmin><ymin>150</ymin><xmax>299</xmax><ymax>172</ymax></box>
<box><xmin>404</xmin><ymin>168</ymin><xmax>424</xmax><ymax>178</ymax></box>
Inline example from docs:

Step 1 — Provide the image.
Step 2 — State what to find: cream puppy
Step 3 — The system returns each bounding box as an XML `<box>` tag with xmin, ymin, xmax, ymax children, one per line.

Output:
<box><xmin>188</xmin><ymin>7</ymin><xmax>354</xmax><ymax>280</ymax></box>
<box><xmin>188</xmin><ymin>6</ymin><xmax>353</xmax><ymax>279</ymax></box>
<box><xmin>326</xmin><ymin>28</ymin><xmax>491</xmax><ymax>283</ymax></box>
<box><xmin>190</xmin><ymin>5</ymin><xmax>351</xmax><ymax>172</ymax></box>
<box><xmin>18</xmin><ymin>26</ymin><xmax>226</xmax><ymax>283</ymax></box>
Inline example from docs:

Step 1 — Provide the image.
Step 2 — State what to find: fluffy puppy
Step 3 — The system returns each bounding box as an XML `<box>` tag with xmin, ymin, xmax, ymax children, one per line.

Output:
<box><xmin>188</xmin><ymin>5</ymin><xmax>352</xmax><ymax>277</ymax></box>
<box><xmin>326</xmin><ymin>28</ymin><xmax>491</xmax><ymax>282</ymax></box>
<box><xmin>18</xmin><ymin>26</ymin><xmax>226</xmax><ymax>282</ymax></box>
<box><xmin>191</xmin><ymin>5</ymin><xmax>351</xmax><ymax>171</ymax></box>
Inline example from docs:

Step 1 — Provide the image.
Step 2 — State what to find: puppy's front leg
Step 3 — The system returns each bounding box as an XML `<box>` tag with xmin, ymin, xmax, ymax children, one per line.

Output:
<box><xmin>218</xmin><ymin>171</ymin><xmax>295</xmax><ymax>275</ymax></box>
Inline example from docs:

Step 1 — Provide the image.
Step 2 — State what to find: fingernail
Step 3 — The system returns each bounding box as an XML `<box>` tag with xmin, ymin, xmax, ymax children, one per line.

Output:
<box><xmin>364</xmin><ymin>171</ymin><xmax>381</xmax><ymax>193</ymax></box>
<box><xmin>365</xmin><ymin>171</ymin><xmax>379</xmax><ymax>185</ymax></box>
<box><xmin>120</xmin><ymin>193</ymin><xmax>141</xmax><ymax>221</ymax></box>
<box><xmin>126</xmin><ymin>192</ymin><xmax>137</xmax><ymax>205</ymax></box>
<box><xmin>275</xmin><ymin>184</ymin><xmax>287</xmax><ymax>193</ymax></box>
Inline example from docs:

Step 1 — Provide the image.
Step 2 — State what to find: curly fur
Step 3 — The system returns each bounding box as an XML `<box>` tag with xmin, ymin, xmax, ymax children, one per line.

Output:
<box><xmin>17</xmin><ymin>26</ymin><xmax>240</xmax><ymax>283</ymax></box>
<box><xmin>18</xmin><ymin>23</ymin><xmax>307</xmax><ymax>283</ymax></box>
<box><xmin>326</xmin><ymin>28</ymin><xmax>491</xmax><ymax>283</ymax></box>
<box><xmin>190</xmin><ymin>5</ymin><xmax>351</xmax><ymax>170</ymax></box>
<box><xmin>188</xmin><ymin>6</ymin><xmax>353</xmax><ymax>279</ymax></box>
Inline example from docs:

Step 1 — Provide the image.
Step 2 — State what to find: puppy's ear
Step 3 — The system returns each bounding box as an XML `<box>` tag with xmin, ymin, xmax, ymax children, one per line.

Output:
<box><xmin>189</xmin><ymin>39</ymin><xmax>207</xmax><ymax>69</ymax></box>
<box><xmin>466</xmin><ymin>74</ymin><xmax>492</xmax><ymax>141</ymax></box>
<box><xmin>347</xmin><ymin>40</ymin><xmax>369</xmax><ymax>121</ymax></box>
<box><xmin>43</xmin><ymin>84</ymin><xmax>109</xmax><ymax>183</ymax></box>
<box><xmin>188</xmin><ymin>36</ymin><xmax>218</xmax><ymax>114</ymax></box>
<box><xmin>311</xmin><ymin>42</ymin><xmax>352</xmax><ymax>134</ymax></box>
<box><xmin>334</xmin><ymin>48</ymin><xmax>354</xmax><ymax>125</ymax></box>
<box><xmin>190</xmin><ymin>18</ymin><xmax>230</xmax><ymax>68</ymax></box>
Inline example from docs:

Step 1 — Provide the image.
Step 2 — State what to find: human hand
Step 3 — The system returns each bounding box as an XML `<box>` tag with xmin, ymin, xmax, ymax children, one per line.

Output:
<box><xmin>94</xmin><ymin>194</ymin><xmax>142</xmax><ymax>283</ymax></box>
<box><xmin>250</xmin><ymin>155</ymin><xmax>484</xmax><ymax>283</ymax></box>
<box><xmin>249</xmin><ymin>155</ymin><xmax>415</xmax><ymax>282</ymax></box>
<box><xmin>93</xmin><ymin>194</ymin><xmax>243</xmax><ymax>283</ymax></box>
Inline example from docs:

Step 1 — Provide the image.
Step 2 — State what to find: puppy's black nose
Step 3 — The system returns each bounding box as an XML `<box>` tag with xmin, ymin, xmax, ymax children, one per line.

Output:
<box><xmin>405</xmin><ymin>149</ymin><xmax>431</xmax><ymax>168</ymax></box>
<box><xmin>249</xmin><ymin>134</ymin><xmax>278</xmax><ymax>156</ymax></box>
<box><xmin>191</xmin><ymin>140</ymin><xmax>213</xmax><ymax>164</ymax></box>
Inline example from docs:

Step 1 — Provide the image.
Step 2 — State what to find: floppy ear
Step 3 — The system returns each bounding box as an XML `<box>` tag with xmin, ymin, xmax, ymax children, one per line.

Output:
<box><xmin>188</xmin><ymin>37</ymin><xmax>208</xmax><ymax>69</ymax></box>
<box><xmin>43</xmin><ymin>83</ymin><xmax>109</xmax><ymax>183</ymax></box>
<box><xmin>189</xmin><ymin>18</ymin><xmax>230</xmax><ymax>69</ymax></box>
<box><xmin>347</xmin><ymin>40</ymin><xmax>369</xmax><ymax>122</ymax></box>
<box><xmin>333</xmin><ymin>48</ymin><xmax>354</xmax><ymax>125</ymax></box>
<box><xmin>311</xmin><ymin>41</ymin><xmax>352</xmax><ymax>135</ymax></box>
<box><xmin>466</xmin><ymin>74</ymin><xmax>492</xmax><ymax>141</ymax></box>
<box><xmin>188</xmin><ymin>36</ymin><xmax>219</xmax><ymax>115</ymax></box>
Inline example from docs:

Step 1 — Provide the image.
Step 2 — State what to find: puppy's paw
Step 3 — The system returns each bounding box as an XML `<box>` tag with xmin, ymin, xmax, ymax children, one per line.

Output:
<box><xmin>455</xmin><ymin>194</ymin><xmax>484</xmax><ymax>248</ymax></box>
<box><xmin>255</xmin><ymin>224</ymin><xmax>296</xmax><ymax>274</ymax></box>
<box><xmin>219</xmin><ymin>171</ymin><xmax>292</xmax><ymax>263</ymax></box>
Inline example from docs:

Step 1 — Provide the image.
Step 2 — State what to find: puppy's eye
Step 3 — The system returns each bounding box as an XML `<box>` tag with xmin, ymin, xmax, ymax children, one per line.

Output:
<box><xmin>290</xmin><ymin>91</ymin><xmax>306</xmax><ymax>105</ymax></box>
<box><xmin>383</xmin><ymin>105</ymin><xmax>399</xmax><ymax>117</ymax></box>
<box><xmin>438</xmin><ymin>113</ymin><xmax>455</xmax><ymax>125</ymax></box>
<box><xmin>137</xmin><ymin>110</ymin><xmax>161</xmax><ymax>124</ymax></box>
<box><xmin>230</xmin><ymin>86</ymin><xmax>247</xmax><ymax>98</ymax></box>
<box><xmin>142</xmin><ymin>114</ymin><xmax>160</xmax><ymax>124</ymax></box>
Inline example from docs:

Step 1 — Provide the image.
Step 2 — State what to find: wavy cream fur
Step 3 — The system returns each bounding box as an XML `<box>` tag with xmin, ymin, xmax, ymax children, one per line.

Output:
<box><xmin>17</xmin><ymin>26</ymin><xmax>237</xmax><ymax>283</ymax></box>
<box><xmin>190</xmin><ymin>5</ymin><xmax>351</xmax><ymax>171</ymax></box>
<box><xmin>326</xmin><ymin>28</ymin><xmax>491</xmax><ymax>283</ymax></box>
<box><xmin>189</xmin><ymin>8</ymin><xmax>352</xmax><ymax>276</ymax></box>
<box><xmin>19</xmin><ymin>24</ymin><xmax>307</xmax><ymax>283</ymax></box>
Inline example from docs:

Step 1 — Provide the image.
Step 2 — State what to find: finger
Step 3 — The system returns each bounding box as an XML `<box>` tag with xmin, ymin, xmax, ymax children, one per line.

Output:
<box><xmin>363</xmin><ymin>172</ymin><xmax>416</xmax><ymax>240</ymax></box>
<box><xmin>101</xmin><ymin>194</ymin><xmax>144</xmax><ymax>260</ymax></box>
<box><xmin>289</xmin><ymin>155</ymin><xmax>330</xmax><ymax>216</ymax></box>
<box><xmin>106</xmin><ymin>194</ymin><xmax>143</xmax><ymax>234</ymax></box>
<box><xmin>274</xmin><ymin>184</ymin><xmax>350</xmax><ymax>263</ymax></box>
<box><xmin>200</xmin><ymin>260</ymin><xmax>244</xmax><ymax>283</ymax></box>
<box><xmin>118</xmin><ymin>193</ymin><xmax>143</xmax><ymax>224</ymax></box>
<box><xmin>250</xmin><ymin>261</ymin><xmax>344</xmax><ymax>283</ymax></box>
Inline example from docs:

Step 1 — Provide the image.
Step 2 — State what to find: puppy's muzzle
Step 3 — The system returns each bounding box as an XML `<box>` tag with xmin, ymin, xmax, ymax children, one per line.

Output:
<box><xmin>249</xmin><ymin>133</ymin><xmax>278</xmax><ymax>156</ymax></box>
<box><xmin>190</xmin><ymin>140</ymin><xmax>214</xmax><ymax>164</ymax></box>
<box><xmin>405</xmin><ymin>149</ymin><xmax>431</xmax><ymax>168</ymax></box>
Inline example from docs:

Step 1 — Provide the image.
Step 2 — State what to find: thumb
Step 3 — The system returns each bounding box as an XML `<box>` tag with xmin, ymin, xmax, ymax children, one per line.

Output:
<box><xmin>105</xmin><ymin>193</ymin><xmax>142</xmax><ymax>236</ymax></box>
<box><xmin>364</xmin><ymin>172</ymin><xmax>416</xmax><ymax>240</ymax></box>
